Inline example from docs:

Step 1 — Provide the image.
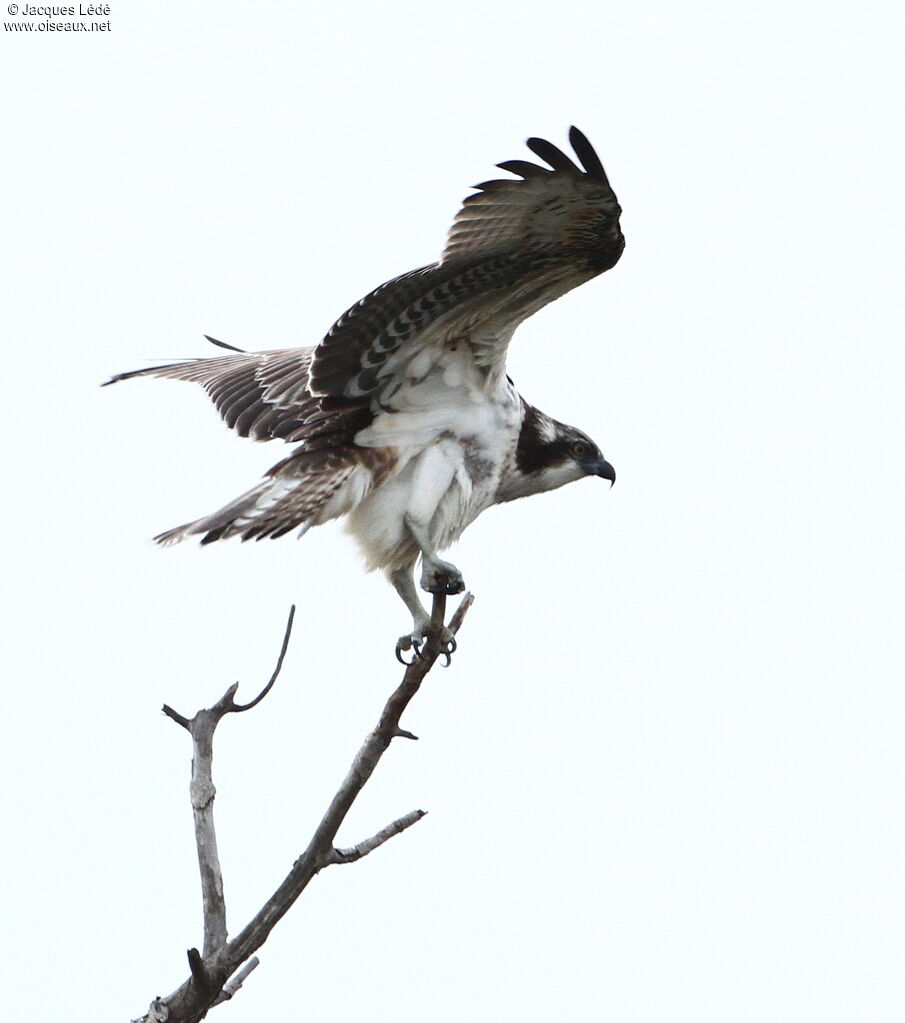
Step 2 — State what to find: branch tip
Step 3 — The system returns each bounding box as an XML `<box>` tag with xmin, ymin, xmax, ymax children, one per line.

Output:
<box><xmin>186</xmin><ymin>948</ymin><xmax>211</xmax><ymax>994</ymax></box>
<box><xmin>329</xmin><ymin>809</ymin><xmax>428</xmax><ymax>865</ymax></box>
<box><xmin>212</xmin><ymin>957</ymin><xmax>261</xmax><ymax>1005</ymax></box>
<box><xmin>161</xmin><ymin>704</ymin><xmax>191</xmax><ymax>730</ymax></box>
<box><xmin>233</xmin><ymin>604</ymin><xmax>296</xmax><ymax>711</ymax></box>
<box><xmin>449</xmin><ymin>591</ymin><xmax>475</xmax><ymax>633</ymax></box>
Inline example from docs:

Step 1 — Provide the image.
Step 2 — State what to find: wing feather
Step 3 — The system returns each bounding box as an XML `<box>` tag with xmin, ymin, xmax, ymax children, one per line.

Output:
<box><xmin>524</xmin><ymin>135</ymin><xmax>583</xmax><ymax>174</ymax></box>
<box><xmin>104</xmin><ymin>346</ymin><xmax>369</xmax><ymax>445</ymax></box>
<box><xmin>308</xmin><ymin>127</ymin><xmax>624</xmax><ymax>400</ymax></box>
<box><xmin>109</xmin><ymin>129</ymin><xmax>624</xmax><ymax>413</ymax></box>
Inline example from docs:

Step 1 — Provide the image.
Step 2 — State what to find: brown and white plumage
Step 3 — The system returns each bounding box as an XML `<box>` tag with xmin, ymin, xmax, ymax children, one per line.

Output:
<box><xmin>106</xmin><ymin>127</ymin><xmax>624</xmax><ymax>655</ymax></box>
<box><xmin>309</xmin><ymin>126</ymin><xmax>623</xmax><ymax>400</ymax></box>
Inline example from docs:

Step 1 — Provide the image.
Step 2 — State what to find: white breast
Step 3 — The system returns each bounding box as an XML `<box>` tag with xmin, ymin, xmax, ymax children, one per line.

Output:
<box><xmin>346</xmin><ymin>348</ymin><xmax>521</xmax><ymax>571</ymax></box>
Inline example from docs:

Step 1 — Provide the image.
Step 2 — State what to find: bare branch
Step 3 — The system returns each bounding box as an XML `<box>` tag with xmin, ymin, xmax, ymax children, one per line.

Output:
<box><xmin>327</xmin><ymin>809</ymin><xmax>427</xmax><ymax>865</ymax></box>
<box><xmin>136</xmin><ymin>591</ymin><xmax>474</xmax><ymax>1023</ymax></box>
<box><xmin>448</xmin><ymin>591</ymin><xmax>475</xmax><ymax>633</ymax></box>
<box><xmin>233</xmin><ymin>605</ymin><xmax>295</xmax><ymax>711</ymax></box>
<box><xmin>132</xmin><ymin>998</ymin><xmax>169</xmax><ymax>1023</ymax></box>
<box><xmin>186</xmin><ymin>948</ymin><xmax>211</xmax><ymax>996</ymax></box>
<box><xmin>188</xmin><ymin>714</ymin><xmax>227</xmax><ymax>957</ymax></box>
<box><xmin>159</xmin><ymin>610</ymin><xmax>297</xmax><ymax>963</ymax></box>
<box><xmin>162</xmin><ymin>704</ymin><xmax>191</xmax><ymax>730</ymax></box>
<box><xmin>211</xmin><ymin>957</ymin><xmax>260</xmax><ymax>1006</ymax></box>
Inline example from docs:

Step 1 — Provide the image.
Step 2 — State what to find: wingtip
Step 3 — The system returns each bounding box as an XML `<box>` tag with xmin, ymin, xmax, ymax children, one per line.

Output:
<box><xmin>101</xmin><ymin>371</ymin><xmax>131</xmax><ymax>387</ymax></box>
<box><xmin>567</xmin><ymin>125</ymin><xmax>609</xmax><ymax>183</ymax></box>
<box><xmin>525</xmin><ymin>134</ymin><xmax>582</xmax><ymax>175</ymax></box>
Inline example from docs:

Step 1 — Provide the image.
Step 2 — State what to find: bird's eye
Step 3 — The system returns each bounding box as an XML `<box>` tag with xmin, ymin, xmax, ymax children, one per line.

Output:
<box><xmin>570</xmin><ymin>441</ymin><xmax>588</xmax><ymax>458</ymax></box>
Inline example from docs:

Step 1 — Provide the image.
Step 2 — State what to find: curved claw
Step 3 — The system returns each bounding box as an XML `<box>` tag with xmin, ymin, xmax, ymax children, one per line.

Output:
<box><xmin>438</xmin><ymin>635</ymin><xmax>457</xmax><ymax>667</ymax></box>
<box><xmin>395</xmin><ymin>643</ymin><xmax>415</xmax><ymax>666</ymax></box>
<box><xmin>395</xmin><ymin>628</ymin><xmax>458</xmax><ymax>666</ymax></box>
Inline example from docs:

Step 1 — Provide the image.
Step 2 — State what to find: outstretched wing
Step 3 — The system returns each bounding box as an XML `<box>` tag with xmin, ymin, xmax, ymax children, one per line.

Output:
<box><xmin>441</xmin><ymin>126</ymin><xmax>622</xmax><ymax>266</ymax></box>
<box><xmin>103</xmin><ymin>345</ymin><xmax>368</xmax><ymax>446</ymax></box>
<box><xmin>105</xmin><ymin>342</ymin><xmax>385</xmax><ymax>546</ymax></box>
<box><xmin>309</xmin><ymin>126</ymin><xmax>624</xmax><ymax>400</ymax></box>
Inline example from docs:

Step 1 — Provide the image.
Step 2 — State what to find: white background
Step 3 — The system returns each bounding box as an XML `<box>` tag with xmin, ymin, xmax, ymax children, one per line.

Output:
<box><xmin>2</xmin><ymin>2</ymin><xmax>903</xmax><ymax>1020</ymax></box>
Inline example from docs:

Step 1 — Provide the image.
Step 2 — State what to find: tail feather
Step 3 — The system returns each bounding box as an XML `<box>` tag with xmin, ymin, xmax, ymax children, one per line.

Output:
<box><xmin>154</xmin><ymin>478</ymin><xmax>301</xmax><ymax>545</ymax></box>
<box><xmin>153</xmin><ymin>462</ymin><xmax>370</xmax><ymax>547</ymax></box>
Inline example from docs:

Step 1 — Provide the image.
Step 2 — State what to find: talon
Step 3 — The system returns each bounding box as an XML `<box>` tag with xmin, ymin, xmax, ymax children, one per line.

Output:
<box><xmin>446</xmin><ymin>635</ymin><xmax>458</xmax><ymax>656</ymax></box>
<box><xmin>411</xmin><ymin>638</ymin><xmax>427</xmax><ymax>661</ymax></box>
<box><xmin>396</xmin><ymin>633</ymin><xmax>419</xmax><ymax>665</ymax></box>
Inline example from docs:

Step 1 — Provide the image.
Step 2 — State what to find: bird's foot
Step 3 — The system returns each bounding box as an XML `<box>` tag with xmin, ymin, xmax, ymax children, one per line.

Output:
<box><xmin>395</xmin><ymin>624</ymin><xmax>458</xmax><ymax>667</ymax></box>
<box><xmin>420</xmin><ymin>559</ymin><xmax>465</xmax><ymax>596</ymax></box>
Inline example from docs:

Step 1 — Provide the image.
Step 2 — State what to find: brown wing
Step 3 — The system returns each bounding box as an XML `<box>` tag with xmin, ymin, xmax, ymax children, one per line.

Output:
<box><xmin>104</xmin><ymin>345</ymin><xmax>368</xmax><ymax>444</ymax></box>
<box><xmin>308</xmin><ymin>127</ymin><xmax>624</xmax><ymax>400</ymax></box>
<box><xmin>441</xmin><ymin>126</ymin><xmax>623</xmax><ymax>266</ymax></box>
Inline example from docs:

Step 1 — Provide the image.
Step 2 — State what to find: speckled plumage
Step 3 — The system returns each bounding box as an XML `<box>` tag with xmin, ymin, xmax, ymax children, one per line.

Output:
<box><xmin>106</xmin><ymin>128</ymin><xmax>623</xmax><ymax>649</ymax></box>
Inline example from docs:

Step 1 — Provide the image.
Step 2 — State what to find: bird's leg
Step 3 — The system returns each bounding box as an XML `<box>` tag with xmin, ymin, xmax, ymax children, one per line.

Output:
<box><xmin>403</xmin><ymin>513</ymin><xmax>465</xmax><ymax>597</ymax></box>
<box><xmin>391</xmin><ymin>565</ymin><xmax>430</xmax><ymax>657</ymax></box>
<box><xmin>403</xmin><ymin>448</ymin><xmax>466</xmax><ymax>597</ymax></box>
<box><xmin>390</xmin><ymin>564</ymin><xmax>457</xmax><ymax>665</ymax></box>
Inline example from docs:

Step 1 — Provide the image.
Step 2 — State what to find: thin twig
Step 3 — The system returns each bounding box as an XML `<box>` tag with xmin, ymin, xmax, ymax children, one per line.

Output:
<box><xmin>234</xmin><ymin>606</ymin><xmax>295</xmax><ymax>711</ymax></box>
<box><xmin>162</xmin><ymin>704</ymin><xmax>191</xmax><ymax>730</ymax></box>
<box><xmin>328</xmin><ymin>809</ymin><xmax>427</xmax><ymax>865</ymax></box>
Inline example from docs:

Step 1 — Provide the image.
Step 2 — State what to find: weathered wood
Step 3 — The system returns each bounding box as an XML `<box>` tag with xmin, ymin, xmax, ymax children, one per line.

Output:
<box><xmin>133</xmin><ymin>593</ymin><xmax>473</xmax><ymax>1023</ymax></box>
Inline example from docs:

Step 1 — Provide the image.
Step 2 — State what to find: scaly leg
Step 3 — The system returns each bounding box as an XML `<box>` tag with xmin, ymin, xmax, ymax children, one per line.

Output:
<box><xmin>403</xmin><ymin>513</ymin><xmax>465</xmax><ymax>596</ymax></box>
<box><xmin>390</xmin><ymin>563</ymin><xmax>458</xmax><ymax>665</ymax></box>
<box><xmin>391</xmin><ymin>564</ymin><xmax>430</xmax><ymax>642</ymax></box>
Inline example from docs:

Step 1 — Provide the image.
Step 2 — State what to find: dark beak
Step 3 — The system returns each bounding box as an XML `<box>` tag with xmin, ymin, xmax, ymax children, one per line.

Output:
<box><xmin>594</xmin><ymin>458</ymin><xmax>616</xmax><ymax>487</ymax></box>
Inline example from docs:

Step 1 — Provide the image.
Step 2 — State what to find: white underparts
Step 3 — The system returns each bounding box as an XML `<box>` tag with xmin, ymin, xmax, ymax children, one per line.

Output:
<box><xmin>346</xmin><ymin>349</ymin><xmax>521</xmax><ymax>571</ymax></box>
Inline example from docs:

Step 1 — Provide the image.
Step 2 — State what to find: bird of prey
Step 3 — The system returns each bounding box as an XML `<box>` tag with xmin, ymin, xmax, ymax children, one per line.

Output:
<box><xmin>106</xmin><ymin>127</ymin><xmax>624</xmax><ymax>659</ymax></box>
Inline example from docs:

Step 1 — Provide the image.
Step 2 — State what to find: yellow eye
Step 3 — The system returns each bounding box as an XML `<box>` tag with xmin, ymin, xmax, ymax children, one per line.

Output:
<box><xmin>570</xmin><ymin>441</ymin><xmax>588</xmax><ymax>458</ymax></box>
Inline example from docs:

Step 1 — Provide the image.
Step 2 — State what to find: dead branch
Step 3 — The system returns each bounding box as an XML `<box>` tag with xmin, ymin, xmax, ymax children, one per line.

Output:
<box><xmin>326</xmin><ymin>809</ymin><xmax>428</xmax><ymax>865</ymax></box>
<box><xmin>210</xmin><ymin>957</ymin><xmax>260</xmax><ymax>1007</ymax></box>
<box><xmin>159</xmin><ymin>607</ymin><xmax>296</xmax><ymax>960</ymax></box>
<box><xmin>132</xmin><ymin>592</ymin><xmax>474</xmax><ymax>1023</ymax></box>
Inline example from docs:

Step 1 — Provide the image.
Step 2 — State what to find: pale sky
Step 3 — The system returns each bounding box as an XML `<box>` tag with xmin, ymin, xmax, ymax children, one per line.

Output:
<box><xmin>2</xmin><ymin>2</ymin><xmax>903</xmax><ymax>1021</ymax></box>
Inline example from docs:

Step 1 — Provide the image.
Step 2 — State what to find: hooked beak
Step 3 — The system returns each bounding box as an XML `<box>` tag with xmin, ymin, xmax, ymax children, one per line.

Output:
<box><xmin>594</xmin><ymin>458</ymin><xmax>616</xmax><ymax>487</ymax></box>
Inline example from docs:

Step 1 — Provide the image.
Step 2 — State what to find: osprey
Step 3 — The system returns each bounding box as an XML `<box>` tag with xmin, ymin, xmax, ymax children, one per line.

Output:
<box><xmin>107</xmin><ymin>127</ymin><xmax>624</xmax><ymax>658</ymax></box>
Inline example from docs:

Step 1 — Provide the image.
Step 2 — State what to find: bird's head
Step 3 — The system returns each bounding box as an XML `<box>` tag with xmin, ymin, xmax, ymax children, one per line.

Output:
<box><xmin>498</xmin><ymin>403</ymin><xmax>615</xmax><ymax>502</ymax></box>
